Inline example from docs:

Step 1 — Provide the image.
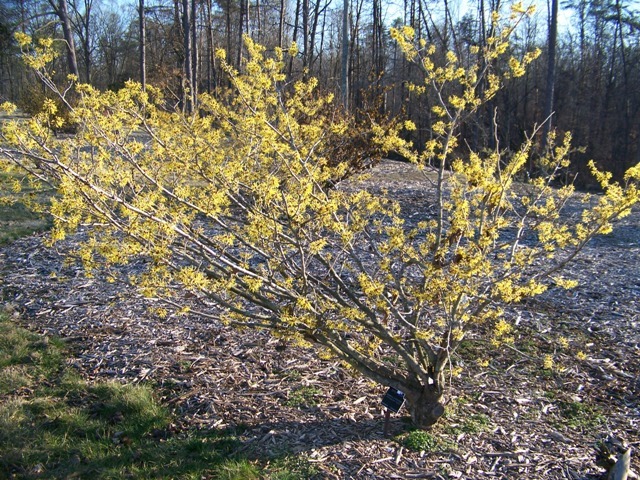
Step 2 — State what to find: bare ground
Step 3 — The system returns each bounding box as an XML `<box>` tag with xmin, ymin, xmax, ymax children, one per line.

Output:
<box><xmin>1</xmin><ymin>160</ymin><xmax>638</xmax><ymax>479</ymax></box>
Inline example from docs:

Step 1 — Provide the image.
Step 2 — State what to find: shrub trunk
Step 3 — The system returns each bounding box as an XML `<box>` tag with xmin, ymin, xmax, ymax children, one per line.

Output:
<box><xmin>403</xmin><ymin>385</ymin><xmax>445</xmax><ymax>429</ymax></box>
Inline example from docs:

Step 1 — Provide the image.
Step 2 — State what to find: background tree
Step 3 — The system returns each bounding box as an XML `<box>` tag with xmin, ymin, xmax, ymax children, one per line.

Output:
<box><xmin>69</xmin><ymin>0</ymin><xmax>98</xmax><ymax>82</ymax></box>
<box><xmin>181</xmin><ymin>0</ymin><xmax>195</xmax><ymax>111</ymax></box>
<box><xmin>542</xmin><ymin>0</ymin><xmax>558</xmax><ymax>150</ymax></box>
<box><xmin>340</xmin><ymin>0</ymin><xmax>348</xmax><ymax>107</ymax></box>
<box><xmin>139</xmin><ymin>0</ymin><xmax>146</xmax><ymax>90</ymax></box>
<box><xmin>0</xmin><ymin>1</ymin><xmax>21</xmax><ymax>98</ymax></box>
<box><xmin>48</xmin><ymin>0</ymin><xmax>80</xmax><ymax>77</ymax></box>
<box><xmin>95</xmin><ymin>8</ymin><xmax>137</xmax><ymax>90</ymax></box>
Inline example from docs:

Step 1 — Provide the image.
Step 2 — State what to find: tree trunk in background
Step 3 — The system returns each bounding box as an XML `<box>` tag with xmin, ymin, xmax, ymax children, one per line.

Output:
<box><xmin>309</xmin><ymin>0</ymin><xmax>328</xmax><ymax>74</ymax></box>
<box><xmin>182</xmin><ymin>0</ymin><xmax>193</xmax><ymax>112</ymax></box>
<box><xmin>255</xmin><ymin>0</ymin><xmax>262</xmax><ymax>42</ymax></box>
<box><xmin>69</xmin><ymin>0</ymin><xmax>94</xmax><ymax>83</ymax></box>
<box><xmin>191</xmin><ymin>0</ymin><xmax>198</xmax><ymax>101</ymax></box>
<box><xmin>372</xmin><ymin>0</ymin><xmax>382</xmax><ymax>80</ymax></box>
<box><xmin>542</xmin><ymin>0</ymin><xmax>558</xmax><ymax>151</ymax></box>
<box><xmin>139</xmin><ymin>0</ymin><xmax>146</xmax><ymax>90</ymax></box>
<box><xmin>237</xmin><ymin>0</ymin><xmax>245</xmax><ymax>66</ymax></box>
<box><xmin>302</xmin><ymin>0</ymin><xmax>309</xmax><ymax>70</ymax></box>
<box><xmin>288</xmin><ymin>0</ymin><xmax>300</xmax><ymax>76</ymax></box>
<box><xmin>318</xmin><ymin>6</ymin><xmax>327</xmax><ymax>76</ymax></box>
<box><xmin>340</xmin><ymin>0</ymin><xmax>349</xmax><ymax>108</ymax></box>
<box><xmin>205</xmin><ymin>0</ymin><xmax>215</xmax><ymax>92</ymax></box>
<box><xmin>50</xmin><ymin>0</ymin><xmax>79</xmax><ymax>77</ymax></box>
<box><xmin>278</xmin><ymin>0</ymin><xmax>285</xmax><ymax>49</ymax></box>
<box><xmin>349</xmin><ymin>0</ymin><xmax>363</xmax><ymax>108</ymax></box>
<box><xmin>614</xmin><ymin>0</ymin><xmax>631</xmax><ymax>174</ymax></box>
<box><xmin>225</xmin><ymin>0</ymin><xmax>232</xmax><ymax>65</ymax></box>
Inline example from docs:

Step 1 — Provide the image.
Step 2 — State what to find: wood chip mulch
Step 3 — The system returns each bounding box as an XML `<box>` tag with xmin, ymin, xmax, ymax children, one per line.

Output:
<box><xmin>1</xmin><ymin>160</ymin><xmax>638</xmax><ymax>479</ymax></box>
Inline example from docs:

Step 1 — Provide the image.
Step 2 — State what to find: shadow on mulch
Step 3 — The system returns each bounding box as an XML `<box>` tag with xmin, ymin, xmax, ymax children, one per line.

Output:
<box><xmin>236</xmin><ymin>412</ymin><xmax>412</xmax><ymax>457</ymax></box>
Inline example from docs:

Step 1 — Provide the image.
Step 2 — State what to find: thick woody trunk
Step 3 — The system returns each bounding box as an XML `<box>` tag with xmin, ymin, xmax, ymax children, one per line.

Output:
<box><xmin>403</xmin><ymin>385</ymin><xmax>446</xmax><ymax>429</ymax></box>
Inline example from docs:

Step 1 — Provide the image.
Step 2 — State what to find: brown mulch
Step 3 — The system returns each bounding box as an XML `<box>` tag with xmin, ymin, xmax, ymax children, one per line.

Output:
<box><xmin>1</xmin><ymin>160</ymin><xmax>638</xmax><ymax>479</ymax></box>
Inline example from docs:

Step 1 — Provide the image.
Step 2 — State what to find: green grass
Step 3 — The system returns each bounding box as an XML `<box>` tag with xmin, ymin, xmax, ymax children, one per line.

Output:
<box><xmin>0</xmin><ymin>200</ymin><xmax>51</xmax><ymax>244</ymax></box>
<box><xmin>284</xmin><ymin>386</ymin><xmax>322</xmax><ymax>408</ymax></box>
<box><xmin>459</xmin><ymin>413</ymin><xmax>491</xmax><ymax>434</ymax></box>
<box><xmin>0</xmin><ymin>171</ymin><xmax>52</xmax><ymax>244</ymax></box>
<box><xmin>402</xmin><ymin>430</ymin><xmax>439</xmax><ymax>452</ymax></box>
<box><xmin>0</xmin><ymin>311</ymin><xmax>315</xmax><ymax>479</ymax></box>
<box><xmin>399</xmin><ymin>427</ymin><xmax>457</xmax><ymax>453</ymax></box>
<box><xmin>265</xmin><ymin>454</ymin><xmax>319</xmax><ymax>479</ymax></box>
<box><xmin>556</xmin><ymin>400</ymin><xmax>606</xmax><ymax>431</ymax></box>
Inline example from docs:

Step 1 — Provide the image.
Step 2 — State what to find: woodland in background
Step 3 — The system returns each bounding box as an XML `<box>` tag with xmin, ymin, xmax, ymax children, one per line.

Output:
<box><xmin>1</xmin><ymin>0</ymin><xmax>639</xmax><ymax>185</ymax></box>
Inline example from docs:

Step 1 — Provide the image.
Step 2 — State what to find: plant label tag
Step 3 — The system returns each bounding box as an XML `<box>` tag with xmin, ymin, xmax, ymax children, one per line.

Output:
<box><xmin>381</xmin><ymin>387</ymin><xmax>405</xmax><ymax>413</ymax></box>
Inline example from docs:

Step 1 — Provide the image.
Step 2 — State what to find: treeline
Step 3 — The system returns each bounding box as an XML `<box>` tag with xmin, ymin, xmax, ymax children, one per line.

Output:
<box><xmin>1</xmin><ymin>0</ymin><xmax>639</xmax><ymax>184</ymax></box>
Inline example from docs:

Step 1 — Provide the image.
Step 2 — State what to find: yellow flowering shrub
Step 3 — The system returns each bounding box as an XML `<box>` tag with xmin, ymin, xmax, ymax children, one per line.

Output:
<box><xmin>1</xmin><ymin>16</ymin><xmax>639</xmax><ymax>429</ymax></box>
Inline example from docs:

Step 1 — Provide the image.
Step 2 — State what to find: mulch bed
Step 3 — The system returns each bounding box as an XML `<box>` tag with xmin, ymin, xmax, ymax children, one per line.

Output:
<box><xmin>1</xmin><ymin>160</ymin><xmax>638</xmax><ymax>479</ymax></box>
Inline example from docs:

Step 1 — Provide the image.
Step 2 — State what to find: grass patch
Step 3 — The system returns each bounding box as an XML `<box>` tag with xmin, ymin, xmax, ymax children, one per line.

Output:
<box><xmin>460</xmin><ymin>413</ymin><xmax>491</xmax><ymax>433</ymax></box>
<box><xmin>441</xmin><ymin>399</ymin><xmax>492</xmax><ymax>437</ymax></box>
<box><xmin>0</xmin><ymin>171</ymin><xmax>52</xmax><ymax>244</ymax></box>
<box><xmin>402</xmin><ymin>430</ymin><xmax>439</xmax><ymax>452</ymax></box>
<box><xmin>285</xmin><ymin>386</ymin><xmax>322</xmax><ymax>408</ymax></box>
<box><xmin>208</xmin><ymin>459</ymin><xmax>261</xmax><ymax>480</ymax></box>
<box><xmin>0</xmin><ymin>311</ymin><xmax>313</xmax><ymax>479</ymax></box>
<box><xmin>556</xmin><ymin>400</ymin><xmax>606</xmax><ymax>431</ymax></box>
<box><xmin>399</xmin><ymin>429</ymin><xmax>457</xmax><ymax>453</ymax></box>
<box><xmin>276</xmin><ymin>368</ymin><xmax>302</xmax><ymax>381</ymax></box>
<box><xmin>266</xmin><ymin>454</ymin><xmax>319</xmax><ymax>479</ymax></box>
<box><xmin>401</xmin><ymin>429</ymin><xmax>457</xmax><ymax>453</ymax></box>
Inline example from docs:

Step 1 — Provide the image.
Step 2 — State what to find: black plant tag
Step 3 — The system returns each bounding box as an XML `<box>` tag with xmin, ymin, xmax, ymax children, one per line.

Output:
<box><xmin>381</xmin><ymin>387</ymin><xmax>405</xmax><ymax>413</ymax></box>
